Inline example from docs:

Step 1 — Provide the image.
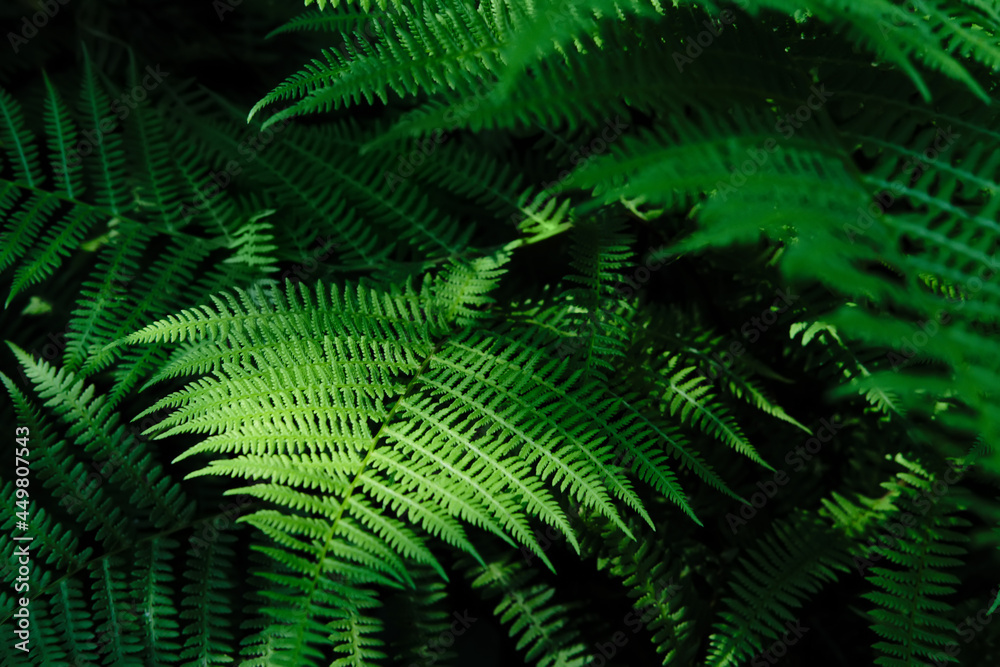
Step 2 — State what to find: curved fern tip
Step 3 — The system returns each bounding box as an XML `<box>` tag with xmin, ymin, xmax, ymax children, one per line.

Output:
<box><xmin>247</xmin><ymin>102</ymin><xmax>264</xmax><ymax>124</ymax></box>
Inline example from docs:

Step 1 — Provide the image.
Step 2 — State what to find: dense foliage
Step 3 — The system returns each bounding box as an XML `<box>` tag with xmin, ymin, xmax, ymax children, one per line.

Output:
<box><xmin>1</xmin><ymin>1</ymin><xmax>1000</xmax><ymax>665</ymax></box>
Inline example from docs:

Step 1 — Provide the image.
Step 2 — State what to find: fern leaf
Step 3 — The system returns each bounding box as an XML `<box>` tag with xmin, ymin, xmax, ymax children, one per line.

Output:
<box><xmin>862</xmin><ymin>455</ymin><xmax>969</xmax><ymax>666</ymax></box>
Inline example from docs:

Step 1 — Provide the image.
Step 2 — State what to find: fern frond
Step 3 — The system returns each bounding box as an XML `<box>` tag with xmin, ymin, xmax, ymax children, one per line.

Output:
<box><xmin>424</xmin><ymin>248</ymin><xmax>511</xmax><ymax>327</ymax></box>
<box><xmin>585</xmin><ymin>506</ymin><xmax>699</xmax><ymax>665</ymax></box>
<box><xmin>267</xmin><ymin>5</ymin><xmax>382</xmax><ymax>39</ymax></box>
<box><xmin>652</xmin><ymin>360</ymin><xmax>772</xmax><ymax>470</ymax></box>
<box><xmin>180</xmin><ymin>530</ymin><xmax>238</xmax><ymax>664</ymax></box>
<box><xmin>78</xmin><ymin>45</ymin><xmax>131</xmax><ymax>217</ymax></box>
<box><xmin>383</xmin><ymin>564</ymin><xmax>457</xmax><ymax>665</ymax></box>
<box><xmin>251</xmin><ymin>0</ymin><xmax>507</xmax><ymax>127</ymax></box>
<box><xmin>132</xmin><ymin>537</ymin><xmax>182</xmax><ymax>664</ymax></box>
<box><xmin>0</xmin><ymin>83</ymin><xmax>44</xmax><ymax>187</ymax></box>
<box><xmin>705</xmin><ymin>511</ymin><xmax>855</xmax><ymax>667</ymax></box>
<box><xmin>125</xmin><ymin>55</ymin><xmax>192</xmax><ymax>230</ymax></box>
<box><xmin>50</xmin><ymin>579</ymin><xmax>100</xmax><ymax>666</ymax></box>
<box><xmin>90</xmin><ymin>556</ymin><xmax>144</xmax><ymax>664</ymax></box>
<box><xmin>6</xmin><ymin>343</ymin><xmax>194</xmax><ymax>530</ymax></box>
<box><xmin>558</xmin><ymin>216</ymin><xmax>635</xmax><ymax>380</ymax></box>
<box><xmin>494</xmin><ymin>0</ymin><xmax>665</xmax><ymax>99</ymax></box>
<box><xmin>862</xmin><ymin>455</ymin><xmax>969</xmax><ymax>666</ymax></box>
<box><xmin>111</xmin><ymin>275</ymin><xmax>721</xmax><ymax>645</ymax></box>
<box><xmin>739</xmin><ymin>0</ymin><xmax>999</xmax><ymax>103</ymax></box>
<box><xmin>41</xmin><ymin>70</ymin><xmax>83</xmax><ymax>198</ymax></box>
<box><xmin>462</xmin><ymin>550</ymin><xmax>594</xmax><ymax>667</ymax></box>
<box><xmin>0</xmin><ymin>369</ymin><xmax>136</xmax><ymax>549</ymax></box>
